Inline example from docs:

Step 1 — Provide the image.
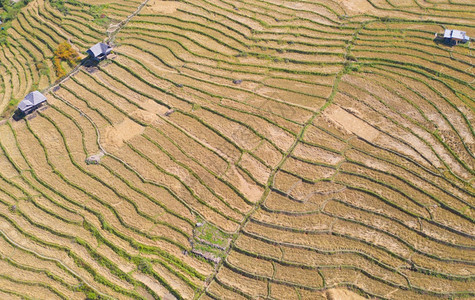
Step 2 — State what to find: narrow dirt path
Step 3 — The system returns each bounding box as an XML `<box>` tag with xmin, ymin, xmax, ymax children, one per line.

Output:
<box><xmin>198</xmin><ymin>71</ymin><xmax>346</xmax><ymax>297</ymax></box>
<box><xmin>106</xmin><ymin>0</ymin><xmax>150</xmax><ymax>45</ymax></box>
<box><xmin>197</xmin><ymin>20</ymin><xmax>364</xmax><ymax>296</ymax></box>
<box><xmin>0</xmin><ymin>2</ymin><xmax>153</xmax><ymax>298</ymax></box>
<box><xmin>42</xmin><ymin>0</ymin><xmax>150</xmax><ymax>96</ymax></box>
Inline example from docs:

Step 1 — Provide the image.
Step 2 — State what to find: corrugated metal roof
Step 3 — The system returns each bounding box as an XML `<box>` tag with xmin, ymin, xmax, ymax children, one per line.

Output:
<box><xmin>444</xmin><ymin>29</ymin><xmax>469</xmax><ymax>41</ymax></box>
<box><xmin>18</xmin><ymin>91</ymin><xmax>47</xmax><ymax>112</ymax></box>
<box><xmin>443</xmin><ymin>29</ymin><xmax>452</xmax><ymax>38</ymax></box>
<box><xmin>452</xmin><ymin>30</ymin><xmax>465</xmax><ymax>40</ymax></box>
<box><xmin>87</xmin><ymin>42</ymin><xmax>112</xmax><ymax>58</ymax></box>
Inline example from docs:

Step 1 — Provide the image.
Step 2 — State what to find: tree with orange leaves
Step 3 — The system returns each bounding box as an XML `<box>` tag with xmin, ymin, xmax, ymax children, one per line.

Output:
<box><xmin>53</xmin><ymin>42</ymin><xmax>79</xmax><ymax>79</ymax></box>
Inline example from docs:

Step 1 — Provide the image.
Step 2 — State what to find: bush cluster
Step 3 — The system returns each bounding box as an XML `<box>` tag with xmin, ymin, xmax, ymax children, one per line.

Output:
<box><xmin>49</xmin><ymin>0</ymin><xmax>81</xmax><ymax>15</ymax></box>
<box><xmin>0</xmin><ymin>0</ymin><xmax>31</xmax><ymax>44</ymax></box>
<box><xmin>53</xmin><ymin>41</ymin><xmax>79</xmax><ymax>78</ymax></box>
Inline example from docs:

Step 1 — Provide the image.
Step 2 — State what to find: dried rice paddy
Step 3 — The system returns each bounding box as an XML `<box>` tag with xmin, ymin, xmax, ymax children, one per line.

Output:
<box><xmin>0</xmin><ymin>0</ymin><xmax>474</xmax><ymax>299</ymax></box>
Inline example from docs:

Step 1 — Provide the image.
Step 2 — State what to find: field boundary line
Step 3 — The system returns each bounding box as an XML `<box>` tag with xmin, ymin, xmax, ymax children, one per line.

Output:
<box><xmin>107</xmin><ymin>0</ymin><xmax>150</xmax><ymax>45</ymax></box>
<box><xmin>41</xmin><ymin>0</ymin><xmax>151</xmax><ymax>100</ymax></box>
<box><xmin>0</xmin><ymin>228</ymin><xmax>113</xmax><ymax>299</ymax></box>
<box><xmin>199</xmin><ymin>18</ymin><xmax>369</xmax><ymax>297</ymax></box>
<box><xmin>51</xmin><ymin>91</ymin><xmax>202</xmax><ymax>220</ymax></box>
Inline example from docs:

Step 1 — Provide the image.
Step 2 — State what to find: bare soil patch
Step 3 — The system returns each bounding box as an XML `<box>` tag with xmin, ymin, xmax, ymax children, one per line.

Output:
<box><xmin>104</xmin><ymin>118</ymin><xmax>144</xmax><ymax>149</ymax></box>
<box><xmin>325</xmin><ymin>106</ymin><xmax>379</xmax><ymax>141</ymax></box>
<box><xmin>325</xmin><ymin>288</ymin><xmax>366</xmax><ymax>300</ymax></box>
<box><xmin>334</xmin><ymin>0</ymin><xmax>377</xmax><ymax>15</ymax></box>
<box><xmin>144</xmin><ymin>0</ymin><xmax>182</xmax><ymax>14</ymax></box>
<box><xmin>224</xmin><ymin>165</ymin><xmax>263</xmax><ymax>204</ymax></box>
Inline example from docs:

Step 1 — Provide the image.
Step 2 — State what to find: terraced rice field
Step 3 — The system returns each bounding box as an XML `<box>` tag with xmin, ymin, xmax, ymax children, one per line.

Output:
<box><xmin>0</xmin><ymin>0</ymin><xmax>474</xmax><ymax>299</ymax></box>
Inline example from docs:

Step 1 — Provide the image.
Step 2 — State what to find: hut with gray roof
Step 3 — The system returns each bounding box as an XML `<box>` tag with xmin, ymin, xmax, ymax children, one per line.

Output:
<box><xmin>87</xmin><ymin>42</ymin><xmax>112</xmax><ymax>61</ymax></box>
<box><xmin>17</xmin><ymin>91</ymin><xmax>47</xmax><ymax>115</ymax></box>
<box><xmin>444</xmin><ymin>29</ymin><xmax>470</xmax><ymax>44</ymax></box>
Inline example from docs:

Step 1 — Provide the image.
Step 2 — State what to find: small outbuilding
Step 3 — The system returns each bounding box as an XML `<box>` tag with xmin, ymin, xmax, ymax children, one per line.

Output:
<box><xmin>17</xmin><ymin>91</ymin><xmax>47</xmax><ymax>115</ymax></box>
<box><xmin>443</xmin><ymin>29</ymin><xmax>470</xmax><ymax>44</ymax></box>
<box><xmin>87</xmin><ymin>42</ymin><xmax>112</xmax><ymax>60</ymax></box>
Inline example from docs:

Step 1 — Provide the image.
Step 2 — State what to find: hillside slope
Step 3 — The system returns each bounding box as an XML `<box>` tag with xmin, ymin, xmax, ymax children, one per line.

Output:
<box><xmin>0</xmin><ymin>0</ymin><xmax>473</xmax><ymax>299</ymax></box>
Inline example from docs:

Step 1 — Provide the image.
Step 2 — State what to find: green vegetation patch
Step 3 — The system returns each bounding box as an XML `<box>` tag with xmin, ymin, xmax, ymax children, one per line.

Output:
<box><xmin>49</xmin><ymin>0</ymin><xmax>81</xmax><ymax>15</ymax></box>
<box><xmin>193</xmin><ymin>243</ymin><xmax>226</xmax><ymax>259</ymax></box>
<box><xmin>0</xmin><ymin>0</ymin><xmax>31</xmax><ymax>44</ymax></box>
<box><xmin>191</xmin><ymin>219</ymin><xmax>231</xmax><ymax>264</ymax></box>
<box><xmin>90</xmin><ymin>4</ymin><xmax>111</xmax><ymax>27</ymax></box>
<box><xmin>48</xmin><ymin>0</ymin><xmax>112</xmax><ymax>27</ymax></box>
<box><xmin>36</xmin><ymin>61</ymin><xmax>50</xmax><ymax>76</ymax></box>
<box><xmin>194</xmin><ymin>220</ymin><xmax>230</xmax><ymax>248</ymax></box>
<box><xmin>2</xmin><ymin>97</ymin><xmax>19</xmax><ymax>117</ymax></box>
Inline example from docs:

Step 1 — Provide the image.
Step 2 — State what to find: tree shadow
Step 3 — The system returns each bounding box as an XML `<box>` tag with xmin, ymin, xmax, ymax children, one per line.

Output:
<box><xmin>81</xmin><ymin>57</ymin><xmax>99</xmax><ymax>68</ymax></box>
<box><xmin>80</xmin><ymin>57</ymin><xmax>101</xmax><ymax>73</ymax></box>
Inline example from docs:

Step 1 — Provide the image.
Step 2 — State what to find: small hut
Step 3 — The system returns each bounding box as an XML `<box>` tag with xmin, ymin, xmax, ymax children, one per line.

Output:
<box><xmin>17</xmin><ymin>91</ymin><xmax>47</xmax><ymax>115</ymax></box>
<box><xmin>87</xmin><ymin>42</ymin><xmax>112</xmax><ymax>61</ymax></box>
<box><xmin>443</xmin><ymin>29</ymin><xmax>470</xmax><ymax>44</ymax></box>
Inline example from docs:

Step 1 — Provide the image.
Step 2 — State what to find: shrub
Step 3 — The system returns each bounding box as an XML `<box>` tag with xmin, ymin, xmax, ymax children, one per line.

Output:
<box><xmin>53</xmin><ymin>42</ymin><xmax>79</xmax><ymax>78</ymax></box>
<box><xmin>0</xmin><ymin>0</ymin><xmax>30</xmax><ymax>43</ymax></box>
<box><xmin>137</xmin><ymin>257</ymin><xmax>153</xmax><ymax>274</ymax></box>
<box><xmin>49</xmin><ymin>0</ymin><xmax>69</xmax><ymax>15</ymax></box>
<box><xmin>86</xmin><ymin>292</ymin><xmax>98</xmax><ymax>300</ymax></box>
<box><xmin>36</xmin><ymin>61</ymin><xmax>49</xmax><ymax>76</ymax></box>
<box><xmin>90</xmin><ymin>5</ymin><xmax>110</xmax><ymax>27</ymax></box>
